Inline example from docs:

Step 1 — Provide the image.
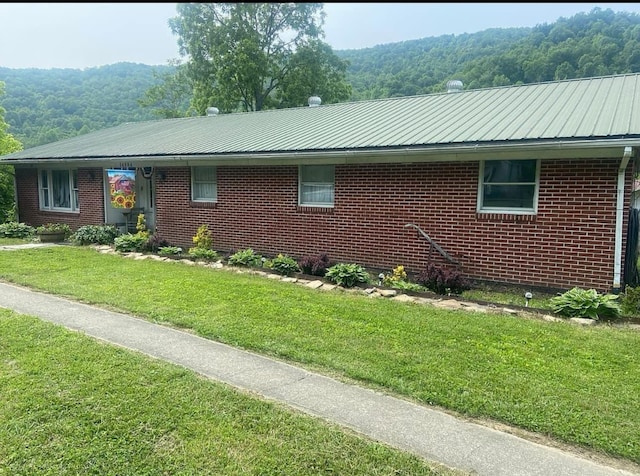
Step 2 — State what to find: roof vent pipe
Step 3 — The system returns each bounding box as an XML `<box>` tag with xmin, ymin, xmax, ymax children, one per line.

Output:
<box><xmin>308</xmin><ymin>96</ymin><xmax>321</xmax><ymax>107</ymax></box>
<box><xmin>446</xmin><ymin>80</ymin><xmax>464</xmax><ymax>93</ymax></box>
<box><xmin>206</xmin><ymin>106</ymin><xmax>219</xmax><ymax>116</ymax></box>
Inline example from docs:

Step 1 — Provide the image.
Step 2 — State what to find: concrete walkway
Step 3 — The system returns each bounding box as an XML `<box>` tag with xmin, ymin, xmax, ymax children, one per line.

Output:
<box><xmin>0</xmin><ymin>280</ymin><xmax>637</xmax><ymax>476</ymax></box>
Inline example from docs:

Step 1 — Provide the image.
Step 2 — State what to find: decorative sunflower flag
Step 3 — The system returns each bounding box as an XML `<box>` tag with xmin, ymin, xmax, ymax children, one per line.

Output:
<box><xmin>107</xmin><ymin>169</ymin><xmax>136</xmax><ymax>209</ymax></box>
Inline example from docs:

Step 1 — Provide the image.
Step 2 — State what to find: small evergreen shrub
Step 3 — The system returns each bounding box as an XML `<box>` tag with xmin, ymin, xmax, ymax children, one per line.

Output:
<box><xmin>0</xmin><ymin>221</ymin><xmax>35</xmax><ymax>238</ymax></box>
<box><xmin>298</xmin><ymin>253</ymin><xmax>330</xmax><ymax>276</ymax></box>
<box><xmin>550</xmin><ymin>287</ymin><xmax>621</xmax><ymax>320</ymax></box>
<box><xmin>227</xmin><ymin>248</ymin><xmax>263</xmax><ymax>267</ymax></box>
<box><xmin>267</xmin><ymin>254</ymin><xmax>301</xmax><ymax>276</ymax></box>
<box><xmin>416</xmin><ymin>264</ymin><xmax>470</xmax><ymax>295</ymax></box>
<box><xmin>325</xmin><ymin>263</ymin><xmax>370</xmax><ymax>288</ymax></box>
<box><xmin>621</xmin><ymin>285</ymin><xmax>640</xmax><ymax>316</ymax></box>
<box><xmin>70</xmin><ymin>225</ymin><xmax>119</xmax><ymax>245</ymax></box>
<box><xmin>191</xmin><ymin>224</ymin><xmax>213</xmax><ymax>249</ymax></box>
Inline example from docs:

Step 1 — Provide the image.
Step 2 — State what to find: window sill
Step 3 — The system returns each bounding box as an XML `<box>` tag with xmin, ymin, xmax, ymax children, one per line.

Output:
<box><xmin>476</xmin><ymin>212</ymin><xmax>536</xmax><ymax>223</ymax></box>
<box><xmin>190</xmin><ymin>201</ymin><xmax>217</xmax><ymax>209</ymax></box>
<box><xmin>297</xmin><ymin>205</ymin><xmax>334</xmax><ymax>214</ymax></box>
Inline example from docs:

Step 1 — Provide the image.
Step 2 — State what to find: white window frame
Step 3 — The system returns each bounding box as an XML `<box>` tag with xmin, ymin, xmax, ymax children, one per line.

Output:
<box><xmin>299</xmin><ymin>165</ymin><xmax>335</xmax><ymax>207</ymax></box>
<box><xmin>38</xmin><ymin>168</ymin><xmax>79</xmax><ymax>212</ymax></box>
<box><xmin>191</xmin><ymin>166</ymin><xmax>217</xmax><ymax>202</ymax></box>
<box><xmin>477</xmin><ymin>159</ymin><xmax>540</xmax><ymax>214</ymax></box>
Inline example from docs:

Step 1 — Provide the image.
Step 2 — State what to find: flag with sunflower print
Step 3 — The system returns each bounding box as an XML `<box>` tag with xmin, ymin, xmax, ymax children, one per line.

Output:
<box><xmin>107</xmin><ymin>169</ymin><xmax>136</xmax><ymax>209</ymax></box>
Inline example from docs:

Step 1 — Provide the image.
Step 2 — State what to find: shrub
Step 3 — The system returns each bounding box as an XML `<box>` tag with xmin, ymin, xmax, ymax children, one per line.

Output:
<box><xmin>158</xmin><ymin>246</ymin><xmax>183</xmax><ymax>257</ymax></box>
<box><xmin>416</xmin><ymin>264</ymin><xmax>470</xmax><ymax>295</ymax></box>
<box><xmin>298</xmin><ymin>253</ymin><xmax>330</xmax><ymax>276</ymax></box>
<box><xmin>188</xmin><ymin>247</ymin><xmax>219</xmax><ymax>261</ymax></box>
<box><xmin>227</xmin><ymin>248</ymin><xmax>263</xmax><ymax>267</ymax></box>
<box><xmin>70</xmin><ymin>225</ymin><xmax>119</xmax><ymax>245</ymax></box>
<box><xmin>0</xmin><ymin>221</ymin><xmax>35</xmax><ymax>238</ymax></box>
<box><xmin>267</xmin><ymin>254</ymin><xmax>301</xmax><ymax>276</ymax></box>
<box><xmin>621</xmin><ymin>285</ymin><xmax>640</xmax><ymax>316</ymax></box>
<box><xmin>114</xmin><ymin>233</ymin><xmax>149</xmax><ymax>253</ymax></box>
<box><xmin>550</xmin><ymin>287</ymin><xmax>621</xmax><ymax>320</ymax></box>
<box><xmin>146</xmin><ymin>233</ymin><xmax>170</xmax><ymax>253</ymax></box>
<box><xmin>192</xmin><ymin>224</ymin><xmax>213</xmax><ymax>250</ymax></box>
<box><xmin>325</xmin><ymin>263</ymin><xmax>370</xmax><ymax>288</ymax></box>
<box><xmin>383</xmin><ymin>265</ymin><xmax>408</xmax><ymax>287</ymax></box>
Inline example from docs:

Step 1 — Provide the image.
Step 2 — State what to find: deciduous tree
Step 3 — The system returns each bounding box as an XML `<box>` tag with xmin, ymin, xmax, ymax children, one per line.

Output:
<box><xmin>169</xmin><ymin>3</ymin><xmax>351</xmax><ymax>113</ymax></box>
<box><xmin>0</xmin><ymin>82</ymin><xmax>23</xmax><ymax>222</ymax></box>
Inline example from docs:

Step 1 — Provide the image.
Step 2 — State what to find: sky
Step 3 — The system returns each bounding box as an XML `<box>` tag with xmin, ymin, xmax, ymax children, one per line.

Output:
<box><xmin>1</xmin><ymin>3</ymin><xmax>640</xmax><ymax>70</ymax></box>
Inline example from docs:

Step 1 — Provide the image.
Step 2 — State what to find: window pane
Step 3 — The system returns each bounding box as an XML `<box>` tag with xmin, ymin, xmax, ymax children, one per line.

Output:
<box><xmin>301</xmin><ymin>165</ymin><xmax>334</xmax><ymax>183</ymax></box>
<box><xmin>302</xmin><ymin>184</ymin><xmax>334</xmax><ymax>204</ymax></box>
<box><xmin>192</xmin><ymin>166</ymin><xmax>217</xmax><ymax>201</ymax></box>
<box><xmin>483</xmin><ymin>185</ymin><xmax>535</xmax><ymax>208</ymax></box>
<box><xmin>52</xmin><ymin>170</ymin><xmax>71</xmax><ymax>208</ymax></box>
<box><xmin>194</xmin><ymin>183</ymin><xmax>217</xmax><ymax>200</ymax></box>
<box><xmin>300</xmin><ymin>165</ymin><xmax>335</xmax><ymax>206</ymax></box>
<box><xmin>194</xmin><ymin>167</ymin><xmax>216</xmax><ymax>182</ymax></box>
<box><xmin>484</xmin><ymin>160</ymin><xmax>536</xmax><ymax>183</ymax></box>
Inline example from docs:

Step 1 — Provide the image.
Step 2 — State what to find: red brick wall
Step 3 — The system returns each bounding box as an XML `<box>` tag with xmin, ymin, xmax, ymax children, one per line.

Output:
<box><xmin>15</xmin><ymin>159</ymin><xmax>631</xmax><ymax>291</ymax></box>
<box><xmin>15</xmin><ymin>167</ymin><xmax>105</xmax><ymax>230</ymax></box>
<box><xmin>153</xmin><ymin>158</ymin><xmax>632</xmax><ymax>292</ymax></box>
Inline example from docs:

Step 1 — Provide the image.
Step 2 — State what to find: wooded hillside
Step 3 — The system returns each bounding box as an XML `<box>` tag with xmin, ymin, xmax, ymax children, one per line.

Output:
<box><xmin>1</xmin><ymin>7</ymin><xmax>639</xmax><ymax>149</ymax></box>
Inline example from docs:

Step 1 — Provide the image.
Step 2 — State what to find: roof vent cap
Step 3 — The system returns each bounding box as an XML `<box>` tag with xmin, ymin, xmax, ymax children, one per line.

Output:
<box><xmin>206</xmin><ymin>106</ymin><xmax>219</xmax><ymax>116</ymax></box>
<box><xmin>308</xmin><ymin>95</ymin><xmax>321</xmax><ymax>107</ymax></box>
<box><xmin>446</xmin><ymin>80</ymin><xmax>464</xmax><ymax>93</ymax></box>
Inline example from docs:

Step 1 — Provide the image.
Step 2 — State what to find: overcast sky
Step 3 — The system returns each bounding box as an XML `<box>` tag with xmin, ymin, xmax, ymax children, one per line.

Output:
<box><xmin>1</xmin><ymin>3</ymin><xmax>639</xmax><ymax>70</ymax></box>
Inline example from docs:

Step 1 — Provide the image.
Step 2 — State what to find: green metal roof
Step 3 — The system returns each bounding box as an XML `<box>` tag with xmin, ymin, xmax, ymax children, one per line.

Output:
<box><xmin>3</xmin><ymin>73</ymin><xmax>640</xmax><ymax>163</ymax></box>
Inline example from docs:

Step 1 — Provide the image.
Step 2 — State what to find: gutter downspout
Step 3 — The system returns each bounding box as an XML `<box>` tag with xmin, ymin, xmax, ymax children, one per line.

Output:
<box><xmin>614</xmin><ymin>146</ymin><xmax>633</xmax><ymax>292</ymax></box>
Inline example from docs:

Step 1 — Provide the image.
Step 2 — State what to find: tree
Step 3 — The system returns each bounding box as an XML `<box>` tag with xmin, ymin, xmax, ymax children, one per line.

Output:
<box><xmin>0</xmin><ymin>82</ymin><xmax>23</xmax><ymax>222</ymax></box>
<box><xmin>137</xmin><ymin>59</ymin><xmax>195</xmax><ymax>118</ymax></box>
<box><xmin>168</xmin><ymin>3</ymin><xmax>351</xmax><ymax>113</ymax></box>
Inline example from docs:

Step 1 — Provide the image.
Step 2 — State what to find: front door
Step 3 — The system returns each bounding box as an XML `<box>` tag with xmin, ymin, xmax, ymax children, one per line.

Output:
<box><xmin>103</xmin><ymin>167</ymin><xmax>155</xmax><ymax>232</ymax></box>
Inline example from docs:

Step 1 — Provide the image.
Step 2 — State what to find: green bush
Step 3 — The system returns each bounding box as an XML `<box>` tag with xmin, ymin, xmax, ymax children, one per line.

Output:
<box><xmin>0</xmin><ymin>221</ymin><xmax>35</xmax><ymax>238</ymax></box>
<box><xmin>550</xmin><ymin>287</ymin><xmax>621</xmax><ymax>320</ymax></box>
<box><xmin>325</xmin><ymin>263</ymin><xmax>370</xmax><ymax>288</ymax></box>
<box><xmin>70</xmin><ymin>225</ymin><xmax>119</xmax><ymax>245</ymax></box>
<box><xmin>188</xmin><ymin>247</ymin><xmax>219</xmax><ymax>261</ymax></box>
<box><xmin>114</xmin><ymin>233</ymin><xmax>149</xmax><ymax>253</ymax></box>
<box><xmin>158</xmin><ymin>246</ymin><xmax>183</xmax><ymax>257</ymax></box>
<box><xmin>621</xmin><ymin>285</ymin><xmax>640</xmax><ymax>316</ymax></box>
<box><xmin>227</xmin><ymin>248</ymin><xmax>263</xmax><ymax>267</ymax></box>
<box><xmin>267</xmin><ymin>254</ymin><xmax>301</xmax><ymax>276</ymax></box>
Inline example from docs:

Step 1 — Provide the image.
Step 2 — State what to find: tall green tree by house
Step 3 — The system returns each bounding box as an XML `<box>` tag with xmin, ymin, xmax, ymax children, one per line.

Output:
<box><xmin>137</xmin><ymin>59</ymin><xmax>195</xmax><ymax>118</ymax></box>
<box><xmin>0</xmin><ymin>82</ymin><xmax>23</xmax><ymax>222</ymax></box>
<box><xmin>168</xmin><ymin>3</ymin><xmax>351</xmax><ymax>113</ymax></box>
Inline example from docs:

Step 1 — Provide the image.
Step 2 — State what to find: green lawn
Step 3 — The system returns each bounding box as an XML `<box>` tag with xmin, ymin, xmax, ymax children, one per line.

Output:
<box><xmin>0</xmin><ymin>310</ymin><xmax>456</xmax><ymax>475</ymax></box>
<box><xmin>0</xmin><ymin>245</ymin><xmax>639</xmax><ymax>469</ymax></box>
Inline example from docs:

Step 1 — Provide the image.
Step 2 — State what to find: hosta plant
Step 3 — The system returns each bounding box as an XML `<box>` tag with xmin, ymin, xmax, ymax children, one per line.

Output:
<box><xmin>550</xmin><ymin>287</ymin><xmax>621</xmax><ymax>320</ymax></box>
<box><xmin>325</xmin><ymin>263</ymin><xmax>370</xmax><ymax>288</ymax></box>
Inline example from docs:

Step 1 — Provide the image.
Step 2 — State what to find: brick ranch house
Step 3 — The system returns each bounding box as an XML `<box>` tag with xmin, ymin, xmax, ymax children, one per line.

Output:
<box><xmin>2</xmin><ymin>73</ymin><xmax>640</xmax><ymax>293</ymax></box>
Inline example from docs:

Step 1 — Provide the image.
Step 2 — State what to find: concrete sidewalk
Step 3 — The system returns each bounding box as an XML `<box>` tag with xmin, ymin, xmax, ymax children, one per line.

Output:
<box><xmin>0</xmin><ymin>280</ymin><xmax>636</xmax><ymax>476</ymax></box>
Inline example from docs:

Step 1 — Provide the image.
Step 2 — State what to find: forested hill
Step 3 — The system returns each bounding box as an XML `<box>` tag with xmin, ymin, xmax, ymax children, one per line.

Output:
<box><xmin>0</xmin><ymin>62</ymin><xmax>174</xmax><ymax>148</ymax></box>
<box><xmin>2</xmin><ymin>7</ymin><xmax>640</xmax><ymax>149</ymax></box>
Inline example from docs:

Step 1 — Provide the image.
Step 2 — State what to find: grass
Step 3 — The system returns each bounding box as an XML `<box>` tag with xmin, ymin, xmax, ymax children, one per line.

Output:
<box><xmin>0</xmin><ymin>244</ymin><xmax>639</xmax><ymax>468</ymax></box>
<box><xmin>0</xmin><ymin>309</ymin><xmax>456</xmax><ymax>475</ymax></box>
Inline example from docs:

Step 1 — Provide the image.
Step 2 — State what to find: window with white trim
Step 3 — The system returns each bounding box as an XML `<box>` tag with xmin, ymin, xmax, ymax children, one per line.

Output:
<box><xmin>478</xmin><ymin>159</ymin><xmax>539</xmax><ymax>213</ymax></box>
<box><xmin>191</xmin><ymin>166</ymin><xmax>217</xmax><ymax>202</ymax></box>
<box><xmin>39</xmin><ymin>169</ymin><xmax>79</xmax><ymax>211</ymax></box>
<box><xmin>299</xmin><ymin>165</ymin><xmax>335</xmax><ymax>207</ymax></box>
